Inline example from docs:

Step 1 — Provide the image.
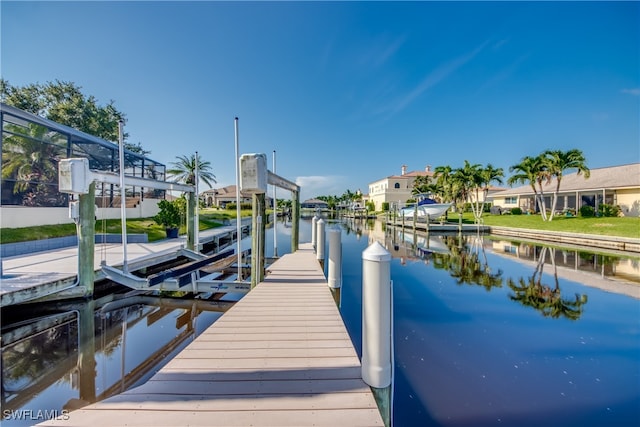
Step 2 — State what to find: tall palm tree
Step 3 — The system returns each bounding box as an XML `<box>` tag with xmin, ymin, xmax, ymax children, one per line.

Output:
<box><xmin>508</xmin><ymin>154</ymin><xmax>548</xmax><ymax>220</ymax></box>
<box><xmin>167</xmin><ymin>154</ymin><xmax>216</xmax><ymax>188</ymax></box>
<box><xmin>475</xmin><ymin>164</ymin><xmax>504</xmax><ymax>220</ymax></box>
<box><xmin>433</xmin><ymin>165</ymin><xmax>454</xmax><ymax>203</ymax></box>
<box><xmin>543</xmin><ymin>149</ymin><xmax>590</xmax><ymax>221</ymax></box>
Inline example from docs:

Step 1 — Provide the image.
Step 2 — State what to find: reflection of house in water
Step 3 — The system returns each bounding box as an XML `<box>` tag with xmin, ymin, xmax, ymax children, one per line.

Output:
<box><xmin>491</xmin><ymin>240</ymin><xmax>640</xmax><ymax>291</ymax></box>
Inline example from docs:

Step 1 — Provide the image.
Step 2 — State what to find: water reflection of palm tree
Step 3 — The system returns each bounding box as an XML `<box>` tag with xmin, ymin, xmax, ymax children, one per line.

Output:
<box><xmin>507</xmin><ymin>247</ymin><xmax>588</xmax><ymax>320</ymax></box>
<box><xmin>435</xmin><ymin>235</ymin><xmax>503</xmax><ymax>290</ymax></box>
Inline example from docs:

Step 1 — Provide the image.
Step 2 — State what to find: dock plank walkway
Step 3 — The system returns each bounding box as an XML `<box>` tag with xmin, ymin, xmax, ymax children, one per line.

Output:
<box><xmin>39</xmin><ymin>243</ymin><xmax>384</xmax><ymax>426</ymax></box>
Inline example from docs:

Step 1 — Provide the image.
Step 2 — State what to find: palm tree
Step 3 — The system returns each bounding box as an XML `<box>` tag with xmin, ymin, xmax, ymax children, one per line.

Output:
<box><xmin>475</xmin><ymin>164</ymin><xmax>504</xmax><ymax>221</ymax></box>
<box><xmin>543</xmin><ymin>149</ymin><xmax>590</xmax><ymax>221</ymax></box>
<box><xmin>433</xmin><ymin>165</ymin><xmax>454</xmax><ymax>202</ymax></box>
<box><xmin>167</xmin><ymin>154</ymin><xmax>216</xmax><ymax>188</ymax></box>
<box><xmin>2</xmin><ymin>122</ymin><xmax>66</xmax><ymax>206</ymax></box>
<box><xmin>508</xmin><ymin>154</ymin><xmax>548</xmax><ymax>220</ymax></box>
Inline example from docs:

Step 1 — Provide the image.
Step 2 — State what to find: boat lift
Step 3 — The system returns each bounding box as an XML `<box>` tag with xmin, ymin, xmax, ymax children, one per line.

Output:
<box><xmin>58</xmin><ymin>152</ymin><xmax>300</xmax><ymax>297</ymax></box>
<box><xmin>59</xmin><ymin>157</ymin><xmax>249</xmax><ymax>294</ymax></box>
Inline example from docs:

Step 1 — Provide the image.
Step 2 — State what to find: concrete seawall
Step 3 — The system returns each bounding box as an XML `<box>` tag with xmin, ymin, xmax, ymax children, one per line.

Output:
<box><xmin>1</xmin><ymin>234</ymin><xmax>149</xmax><ymax>258</ymax></box>
<box><xmin>489</xmin><ymin>226</ymin><xmax>640</xmax><ymax>253</ymax></box>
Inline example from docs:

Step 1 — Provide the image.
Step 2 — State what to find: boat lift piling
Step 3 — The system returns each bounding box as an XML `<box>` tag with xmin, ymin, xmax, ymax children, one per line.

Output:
<box><xmin>240</xmin><ymin>153</ymin><xmax>301</xmax><ymax>288</ymax></box>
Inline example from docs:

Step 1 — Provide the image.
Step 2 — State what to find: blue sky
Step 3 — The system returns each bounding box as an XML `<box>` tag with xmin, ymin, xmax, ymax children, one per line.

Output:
<box><xmin>2</xmin><ymin>1</ymin><xmax>638</xmax><ymax>201</ymax></box>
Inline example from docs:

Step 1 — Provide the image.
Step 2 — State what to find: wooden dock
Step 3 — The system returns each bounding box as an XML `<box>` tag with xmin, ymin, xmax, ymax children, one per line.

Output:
<box><xmin>39</xmin><ymin>243</ymin><xmax>384</xmax><ymax>426</ymax></box>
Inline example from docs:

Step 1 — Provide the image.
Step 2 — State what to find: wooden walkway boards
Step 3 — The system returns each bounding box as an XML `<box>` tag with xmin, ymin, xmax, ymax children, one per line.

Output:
<box><xmin>39</xmin><ymin>243</ymin><xmax>384</xmax><ymax>426</ymax></box>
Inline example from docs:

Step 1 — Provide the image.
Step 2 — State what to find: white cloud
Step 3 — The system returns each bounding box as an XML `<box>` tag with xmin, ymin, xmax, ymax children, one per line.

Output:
<box><xmin>621</xmin><ymin>88</ymin><xmax>640</xmax><ymax>96</ymax></box>
<box><xmin>295</xmin><ymin>175</ymin><xmax>347</xmax><ymax>201</ymax></box>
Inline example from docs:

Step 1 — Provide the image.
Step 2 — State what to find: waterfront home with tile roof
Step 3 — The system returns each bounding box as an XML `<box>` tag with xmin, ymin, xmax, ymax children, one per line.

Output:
<box><xmin>368</xmin><ymin>165</ymin><xmax>435</xmax><ymax>211</ymax></box>
<box><xmin>490</xmin><ymin>163</ymin><xmax>640</xmax><ymax>216</ymax></box>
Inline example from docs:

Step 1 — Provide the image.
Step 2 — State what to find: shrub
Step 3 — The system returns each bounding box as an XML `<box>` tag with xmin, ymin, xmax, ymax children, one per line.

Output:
<box><xmin>599</xmin><ymin>204</ymin><xmax>621</xmax><ymax>218</ymax></box>
<box><xmin>511</xmin><ymin>207</ymin><xmax>522</xmax><ymax>215</ymax></box>
<box><xmin>226</xmin><ymin>203</ymin><xmax>252</xmax><ymax>210</ymax></box>
<box><xmin>580</xmin><ymin>205</ymin><xmax>595</xmax><ymax>217</ymax></box>
<box><xmin>382</xmin><ymin>202</ymin><xmax>390</xmax><ymax>212</ymax></box>
<box><xmin>154</xmin><ymin>200</ymin><xmax>182</xmax><ymax>228</ymax></box>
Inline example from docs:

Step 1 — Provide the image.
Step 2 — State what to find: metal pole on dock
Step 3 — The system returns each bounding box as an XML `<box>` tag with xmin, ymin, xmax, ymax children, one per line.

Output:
<box><xmin>272</xmin><ymin>150</ymin><xmax>277</xmax><ymax>257</ymax></box>
<box><xmin>195</xmin><ymin>151</ymin><xmax>200</xmax><ymax>251</ymax></box>
<box><xmin>316</xmin><ymin>218</ymin><xmax>326</xmax><ymax>270</ymax></box>
<box><xmin>362</xmin><ymin>241</ymin><xmax>393</xmax><ymax>427</ymax></box>
<box><xmin>117</xmin><ymin>121</ymin><xmax>129</xmax><ymax>274</ymax></box>
<box><xmin>234</xmin><ymin>118</ymin><xmax>243</xmax><ymax>281</ymax></box>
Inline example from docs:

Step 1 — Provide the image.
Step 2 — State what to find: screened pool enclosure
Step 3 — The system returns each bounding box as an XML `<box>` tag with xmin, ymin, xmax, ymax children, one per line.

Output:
<box><xmin>1</xmin><ymin>103</ymin><xmax>167</xmax><ymax>208</ymax></box>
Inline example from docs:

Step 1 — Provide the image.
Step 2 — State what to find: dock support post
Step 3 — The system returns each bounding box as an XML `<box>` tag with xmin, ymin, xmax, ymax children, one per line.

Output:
<box><xmin>187</xmin><ymin>191</ymin><xmax>196</xmax><ymax>251</ymax></box>
<box><xmin>328</xmin><ymin>227</ymin><xmax>341</xmax><ymax>289</ymax></box>
<box><xmin>251</xmin><ymin>193</ymin><xmax>266</xmax><ymax>288</ymax></box>
<box><xmin>316</xmin><ymin>218</ymin><xmax>326</xmax><ymax>270</ymax></box>
<box><xmin>291</xmin><ymin>189</ymin><xmax>300</xmax><ymax>252</ymax></box>
<box><xmin>413</xmin><ymin>203</ymin><xmax>417</xmax><ymax>231</ymax></box>
<box><xmin>79</xmin><ymin>182</ymin><xmax>96</xmax><ymax>297</ymax></box>
<box><xmin>362</xmin><ymin>241</ymin><xmax>392</xmax><ymax>427</ymax></box>
<box><xmin>312</xmin><ymin>214</ymin><xmax>319</xmax><ymax>250</ymax></box>
<box><xmin>78</xmin><ymin>300</ymin><xmax>96</xmax><ymax>404</ymax></box>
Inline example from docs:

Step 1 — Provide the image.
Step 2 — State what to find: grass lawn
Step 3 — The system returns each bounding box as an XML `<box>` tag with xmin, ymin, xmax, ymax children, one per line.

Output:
<box><xmin>1</xmin><ymin>207</ymin><xmax>256</xmax><ymax>244</ymax></box>
<box><xmin>2</xmin><ymin>209</ymin><xmax>638</xmax><ymax>244</ymax></box>
<box><xmin>444</xmin><ymin>212</ymin><xmax>640</xmax><ymax>239</ymax></box>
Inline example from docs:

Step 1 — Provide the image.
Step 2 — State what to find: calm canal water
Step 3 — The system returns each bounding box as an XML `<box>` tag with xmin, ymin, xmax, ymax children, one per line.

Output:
<box><xmin>1</xmin><ymin>217</ymin><xmax>638</xmax><ymax>426</ymax></box>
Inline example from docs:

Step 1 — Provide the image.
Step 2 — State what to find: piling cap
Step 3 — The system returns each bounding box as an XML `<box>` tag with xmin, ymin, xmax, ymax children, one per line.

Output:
<box><xmin>362</xmin><ymin>241</ymin><xmax>391</xmax><ymax>262</ymax></box>
<box><xmin>328</xmin><ymin>227</ymin><xmax>341</xmax><ymax>235</ymax></box>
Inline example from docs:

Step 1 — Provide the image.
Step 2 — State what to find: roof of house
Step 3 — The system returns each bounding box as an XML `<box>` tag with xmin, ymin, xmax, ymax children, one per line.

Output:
<box><xmin>302</xmin><ymin>198</ymin><xmax>328</xmax><ymax>205</ymax></box>
<box><xmin>495</xmin><ymin>163</ymin><xmax>640</xmax><ymax>196</ymax></box>
<box><xmin>201</xmin><ymin>185</ymin><xmax>251</xmax><ymax>198</ymax></box>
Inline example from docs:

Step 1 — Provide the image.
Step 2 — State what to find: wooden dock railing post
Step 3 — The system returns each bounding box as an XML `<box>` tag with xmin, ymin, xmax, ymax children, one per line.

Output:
<box><xmin>78</xmin><ymin>181</ymin><xmax>96</xmax><ymax>297</ymax></box>
<box><xmin>292</xmin><ymin>189</ymin><xmax>300</xmax><ymax>252</ymax></box>
<box><xmin>187</xmin><ymin>191</ymin><xmax>196</xmax><ymax>251</ymax></box>
<box><xmin>251</xmin><ymin>193</ymin><xmax>266</xmax><ymax>288</ymax></box>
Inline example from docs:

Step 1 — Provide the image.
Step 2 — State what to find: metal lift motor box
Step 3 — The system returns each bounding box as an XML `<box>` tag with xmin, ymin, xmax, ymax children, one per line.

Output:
<box><xmin>59</xmin><ymin>158</ymin><xmax>91</xmax><ymax>194</ymax></box>
<box><xmin>240</xmin><ymin>153</ymin><xmax>268</xmax><ymax>194</ymax></box>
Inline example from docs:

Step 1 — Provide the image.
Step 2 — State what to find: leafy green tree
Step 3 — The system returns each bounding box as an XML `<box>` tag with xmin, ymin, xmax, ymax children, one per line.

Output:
<box><xmin>1</xmin><ymin>79</ymin><xmax>148</xmax><ymax>154</ymax></box>
<box><xmin>167</xmin><ymin>154</ymin><xmax>216</xmax><ymax>188</ymax></box>
<box><xmin>543</xmin><ymin>149</ymin><xmax>590</xmax><ymax>221</ymax></box>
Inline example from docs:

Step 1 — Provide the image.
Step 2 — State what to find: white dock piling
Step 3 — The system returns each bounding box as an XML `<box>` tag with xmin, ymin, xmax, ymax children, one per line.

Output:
<box><xmin>361</xmin><ymin>241</ymin><xmax>392</xmax><ymax>388</ymax></box>
<box><xmin>312</xmin><ymin>215</ymin><xmax>319</xmax><ymax>250</ymax></box>
<box><xmin>316</xmin><ymin>218</ymin><xmax>326</xmax><ymax>268</ymax></box>
<box><xmin>328</xmin><ymin>227</ymin><xmax>342</xmax><ymax>289</ymax></box>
